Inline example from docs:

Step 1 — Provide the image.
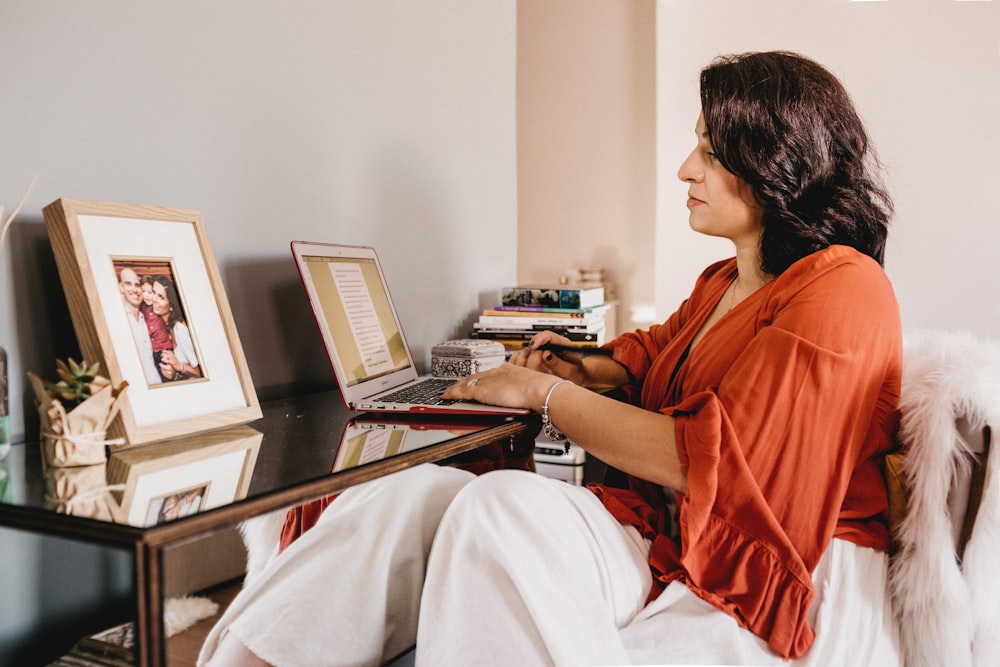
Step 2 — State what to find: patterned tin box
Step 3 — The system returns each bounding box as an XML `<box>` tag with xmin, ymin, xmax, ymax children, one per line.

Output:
<box><xmin>430</xmin><ymin>339</ymin><xmax>506</xmax><ymax>378</ymax></box>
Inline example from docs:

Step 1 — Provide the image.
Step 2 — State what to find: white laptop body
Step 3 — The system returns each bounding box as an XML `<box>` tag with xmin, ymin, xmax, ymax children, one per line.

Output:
<box><xmin>291</xmin><ymin>241</ymin><xmax>528</xmax><ymax>416</ymax></box>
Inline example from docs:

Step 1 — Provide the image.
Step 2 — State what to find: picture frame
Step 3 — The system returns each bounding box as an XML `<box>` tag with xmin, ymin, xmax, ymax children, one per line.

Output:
<box><xmin>42</xmin><ymin>199</ymin><xmax>262</xmax><ymax>446</ymax></box>
<box><xmin>106</xmin><ymin>425</ymin><xmax>262</xmax><ymax>527</ymax></box>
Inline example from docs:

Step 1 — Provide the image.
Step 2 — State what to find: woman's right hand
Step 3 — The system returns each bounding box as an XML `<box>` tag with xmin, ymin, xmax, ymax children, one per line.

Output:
<box><xmin>507</xmin><ymin>331</ymin><xmax>587</xmax><ymax>385</ymax></box>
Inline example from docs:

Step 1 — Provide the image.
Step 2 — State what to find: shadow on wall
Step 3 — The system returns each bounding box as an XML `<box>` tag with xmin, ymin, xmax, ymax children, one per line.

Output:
<box><xmin>9</xmin><ymin>218</ymin><xmax>81</xmax><ymax>440</ymax></box>
<box><xmin>222</xmin><ymin>258</ymin><xmax>336</xmax><ymax>401</ymax></box>
<box><xmin>364</xmin><ymin>151</ymin><xmax>471</xmax><ymax>370</ymax></box>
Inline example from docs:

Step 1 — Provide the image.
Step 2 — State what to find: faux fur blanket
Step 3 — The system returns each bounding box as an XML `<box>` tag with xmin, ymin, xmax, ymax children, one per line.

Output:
<box><xmin>890</xmin><ymin>330</ymin><xmax>1000</xmax><ymax>667</ymax></box>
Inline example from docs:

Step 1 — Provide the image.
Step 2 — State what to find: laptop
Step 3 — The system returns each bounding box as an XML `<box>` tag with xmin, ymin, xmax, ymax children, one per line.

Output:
<box><xmin>291</xmin><ymin>241</ymin><xmax>529</xmax><ymax>415</ymax></box>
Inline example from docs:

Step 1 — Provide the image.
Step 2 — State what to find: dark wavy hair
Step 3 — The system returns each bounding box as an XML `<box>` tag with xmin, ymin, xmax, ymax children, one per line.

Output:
<box><xmin>700</xmin><ymin>51</ymin><xmax>893</xmax><ymax>275</ymax></box>
<box><xmin>152</xmin><ymin>274</ymin><xmax>186</xmax><ymax>328</ymax></box>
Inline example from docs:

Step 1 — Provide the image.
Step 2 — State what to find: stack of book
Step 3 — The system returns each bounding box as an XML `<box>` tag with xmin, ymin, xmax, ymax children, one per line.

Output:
<box><xmin>470</xmin><ymin>284</ymin><xmax>609</xmax><ymax>352</ymax></box>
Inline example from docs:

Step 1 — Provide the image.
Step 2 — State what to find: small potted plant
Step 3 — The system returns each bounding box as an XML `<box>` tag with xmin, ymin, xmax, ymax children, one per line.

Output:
<box><xmin>28</xmin><ymin>358</ymin><xmax>128</xmax><ymax>467</ymax></box>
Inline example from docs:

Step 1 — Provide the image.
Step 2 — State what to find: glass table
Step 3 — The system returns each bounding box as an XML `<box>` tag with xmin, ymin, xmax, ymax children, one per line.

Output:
<box><xmin>0</xmin><ymin>389</ymin><xmax>541</xmax><ymax>666</ymax></box>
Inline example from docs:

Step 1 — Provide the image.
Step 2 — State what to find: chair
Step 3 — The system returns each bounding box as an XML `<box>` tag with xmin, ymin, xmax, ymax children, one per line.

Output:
<box><xmin>887</xmin><ymin>330</ymin><xmax>1000</xmax><ymax>667</ymax></box>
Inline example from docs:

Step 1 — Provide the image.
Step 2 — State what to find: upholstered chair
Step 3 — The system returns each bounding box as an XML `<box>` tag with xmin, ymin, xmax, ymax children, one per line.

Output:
<box><xmin>887</xmin><ymin>330</ymin><xmax>999</xmax><ymax>667</ymax></box>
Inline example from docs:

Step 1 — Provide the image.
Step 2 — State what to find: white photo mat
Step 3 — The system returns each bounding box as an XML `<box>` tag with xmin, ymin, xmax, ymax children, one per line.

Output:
<box><xmin>80</xmin><ymin>215</ymin><xmax>244</xmax><ymax>425</ymax></box>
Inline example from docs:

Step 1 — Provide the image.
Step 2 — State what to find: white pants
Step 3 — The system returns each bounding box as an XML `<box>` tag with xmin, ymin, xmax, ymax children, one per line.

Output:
<box><xmin>199</xmin><ymin>465</ymin><xmax>901</xmax><ymax>666</ymax></box>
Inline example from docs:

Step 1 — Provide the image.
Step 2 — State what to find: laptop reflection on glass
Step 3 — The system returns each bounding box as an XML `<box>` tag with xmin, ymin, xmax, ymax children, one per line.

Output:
<box><xmin>333</xmin><ymin>416</ymin><xmax>488</xmax><ymax>472</ymax></box>
<box><xmin>290</xmin><ymin>241</ymin><xmax>528</xmax><ymax>416</ymax></box>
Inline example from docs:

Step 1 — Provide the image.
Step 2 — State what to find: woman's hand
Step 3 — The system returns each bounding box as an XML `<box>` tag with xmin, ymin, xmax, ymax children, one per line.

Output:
<box><xmin>160</xmin><ymin>349</ymin><xmax>183</xmax><ymax>380</ymax></box>
<box><xmin>441</xmin><ymin>362</ymin><xmax>558</xmax><ymax>412</ymax></box>
<box><xmin>506</xmin><ymin>331</ymin><xmax>587</xmax><ymax>385</ymax></box>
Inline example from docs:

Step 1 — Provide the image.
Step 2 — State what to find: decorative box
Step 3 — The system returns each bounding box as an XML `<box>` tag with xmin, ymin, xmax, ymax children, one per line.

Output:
<box><xmin>431</xmin><ymin>339</ymin><xmax>506</xmax><ymax>378</ymax></box>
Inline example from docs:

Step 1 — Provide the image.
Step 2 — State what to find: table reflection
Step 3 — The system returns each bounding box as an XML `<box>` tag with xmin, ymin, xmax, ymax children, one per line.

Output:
<box><xmin>45</xmin><ymin>425</ymin><xmax>262</xmax><ymax>526</ymax></box>
<box><xmin>6</xmin><ymin>391</ymin><xmax>536</xmax><ymax>531</ymax></box>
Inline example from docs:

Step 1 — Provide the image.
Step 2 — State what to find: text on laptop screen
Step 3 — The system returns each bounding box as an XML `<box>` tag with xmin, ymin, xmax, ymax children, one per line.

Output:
<box><xmin>301</xmin><ymin>255</ymin><xmax>411</xmax><ymax>386</ymax></box>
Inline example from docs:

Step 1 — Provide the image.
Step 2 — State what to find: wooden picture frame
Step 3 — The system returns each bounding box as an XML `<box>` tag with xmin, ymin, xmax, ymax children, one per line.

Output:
<box><xmin>106</xmin><ymin>425</ymin><xmax>262</xmax><ymax>527</ymax></box>
<box><xmin>43</xmin><ymin>199</ymin><xmax>262</xmax><ymax>446</ymax></box>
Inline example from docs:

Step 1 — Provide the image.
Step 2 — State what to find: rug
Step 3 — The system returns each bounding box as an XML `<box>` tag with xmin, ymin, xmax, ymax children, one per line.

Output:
<box><xmin>49</xmin><ymin>595</ymin><xmax>219</xmax><ymax>666</ymax></box>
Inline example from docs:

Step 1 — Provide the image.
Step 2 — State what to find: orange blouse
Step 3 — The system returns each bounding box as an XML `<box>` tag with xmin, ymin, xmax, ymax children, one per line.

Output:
<box><xmin>591</xmin><ymin>245</ymin><xmax>901</xmax><ymax>660</ymax></box>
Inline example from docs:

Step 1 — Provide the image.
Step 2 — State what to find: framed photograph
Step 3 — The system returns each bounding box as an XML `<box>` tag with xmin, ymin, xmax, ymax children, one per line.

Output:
<box><xmin>42</xmin><ymin>199</ymin><xmax>262</xmax><ymax>446</ymax></box>
<box><xmin>106</xmin><ymin>425</ymin><xmax>262</xmax><ymax>527</ymax></box>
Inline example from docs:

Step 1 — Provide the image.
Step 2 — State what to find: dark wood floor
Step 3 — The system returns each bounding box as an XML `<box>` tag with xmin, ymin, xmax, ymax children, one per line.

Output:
<box><xmin>166</xmin><ymin>582</ymin><xmax>240</xmax><ymax>666</ymax></box>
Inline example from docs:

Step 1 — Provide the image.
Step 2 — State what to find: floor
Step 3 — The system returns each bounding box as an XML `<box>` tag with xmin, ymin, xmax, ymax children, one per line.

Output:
<box><xmin>165</xmin><ymin>583</ymin><xmax>239</xmax><ymax>666</ymax></box>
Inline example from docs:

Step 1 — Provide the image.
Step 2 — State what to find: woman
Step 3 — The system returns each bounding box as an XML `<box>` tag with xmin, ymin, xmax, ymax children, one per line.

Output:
<box><xmin>139</xmin><ymin>273</ymin><xmax>174</xmax><ymax>381</ymax></box>
<box><xmin>202</xmin><ymin>51</ymin><xmax>901</xmax><ymax>666</ymax></box>
<box><xmin>151</xmin><ymin>275</ymin><xmax>203</xmax><ymax>381</ymax></box>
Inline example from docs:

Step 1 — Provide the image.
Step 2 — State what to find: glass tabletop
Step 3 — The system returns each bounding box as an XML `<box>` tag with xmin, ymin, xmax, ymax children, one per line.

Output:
<box><xmin>0</xmin><ymin>390</ymin><xmax>530</xmax><ymax>529</ymax></box>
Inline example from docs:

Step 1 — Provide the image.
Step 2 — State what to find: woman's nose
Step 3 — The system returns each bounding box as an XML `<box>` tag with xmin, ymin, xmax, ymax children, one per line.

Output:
<box><xmin>677</xmin><ymin>150</ymin><xmax>701</xmax><ymax>183</ymax></box>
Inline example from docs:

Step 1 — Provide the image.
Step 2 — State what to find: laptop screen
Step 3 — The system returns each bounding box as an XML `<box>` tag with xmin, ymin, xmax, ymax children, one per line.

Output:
<box><xmin>297</xmin><ymin>252</ymin><xmax>413</xmax><ymax>387</ymax></box>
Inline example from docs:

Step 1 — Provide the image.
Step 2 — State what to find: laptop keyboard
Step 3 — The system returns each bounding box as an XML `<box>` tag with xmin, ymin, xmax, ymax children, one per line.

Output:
<box><xmin>378</xmin><ymin>378</ymin><xmax>458</xmax><ymax>405</ymax></box>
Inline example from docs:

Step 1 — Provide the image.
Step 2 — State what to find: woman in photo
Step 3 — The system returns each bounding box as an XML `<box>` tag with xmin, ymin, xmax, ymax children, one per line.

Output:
<box><xmin>202</xmin><ymin>50</ymin><xmax>901</xmax><ymax>666</ymax></box>
<box><xmin>139</xmin><ymin>273</ymin><xmax>174</xmax><ymax>381</ymax></box>
<box><xmin>151</xmin><ymin>275</ymin><xmax>203</xmax><ymax>381</ymax></box>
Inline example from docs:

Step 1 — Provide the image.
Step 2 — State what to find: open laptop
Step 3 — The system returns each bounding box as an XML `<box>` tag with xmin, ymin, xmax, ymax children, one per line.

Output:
<box><xmin>291</xmin><ymin>241</ymin><xmax>528</xmax><ymax>415</ymax></box>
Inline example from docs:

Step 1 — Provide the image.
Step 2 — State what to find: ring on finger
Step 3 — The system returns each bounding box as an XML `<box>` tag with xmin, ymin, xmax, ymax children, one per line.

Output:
<box><xmin>467</xmin><ymin>377</ymin><xmax>479</xmax><ymax>386</ymax></box>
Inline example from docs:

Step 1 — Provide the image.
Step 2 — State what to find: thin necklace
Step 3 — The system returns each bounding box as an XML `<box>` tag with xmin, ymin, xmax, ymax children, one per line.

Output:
<box><xmin>728</xmin><ymin>275</ymin><xmax>740</xmax><ymax>311</ymax></box>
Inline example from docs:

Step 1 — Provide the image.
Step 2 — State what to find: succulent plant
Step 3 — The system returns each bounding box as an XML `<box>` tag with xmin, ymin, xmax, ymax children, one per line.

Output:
<box><xmin>44</xmin><ymin>358</ymin><xmax>103</xmax><ymax>408</ymax></box>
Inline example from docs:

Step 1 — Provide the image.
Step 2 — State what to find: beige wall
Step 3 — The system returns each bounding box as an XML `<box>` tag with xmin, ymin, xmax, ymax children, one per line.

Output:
<box><xmin>517</xmin><ymin>0</ymin><xmax>657</xmax><ymax>333</ymax></box>
<box><xmin>657</xmin><ymin>0</ymin><xmax>1000</xmax><ymax>338</ymax></box>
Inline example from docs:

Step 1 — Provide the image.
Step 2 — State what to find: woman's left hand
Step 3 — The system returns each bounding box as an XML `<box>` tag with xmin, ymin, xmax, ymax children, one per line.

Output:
<box><xmin>441</xmin><ymin>363</ymin><xmax>557</xmax><ymax>412</ymax></box>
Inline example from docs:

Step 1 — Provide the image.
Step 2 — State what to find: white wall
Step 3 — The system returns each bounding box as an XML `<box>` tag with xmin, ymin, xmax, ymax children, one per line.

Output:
<box><xmin>0</xmin><ymin>2</ymin><xmax>516</xmax><ymax>662</ymax></box>
<box><xmin>657</xmin><ymin>0</ymin><xmax>1000</xmax><ymax>338</ymax></box>
<box><xmin>0</xmin><ymin>0</ymin><xmax>517</xmax><ymax>443</ymax></box>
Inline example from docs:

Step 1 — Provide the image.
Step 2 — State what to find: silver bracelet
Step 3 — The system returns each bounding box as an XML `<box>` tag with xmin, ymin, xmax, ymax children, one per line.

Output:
<box><xmin>541</xmin><ymin>379</ymin><xmax>573</xmax><ymax>441</ymax></box>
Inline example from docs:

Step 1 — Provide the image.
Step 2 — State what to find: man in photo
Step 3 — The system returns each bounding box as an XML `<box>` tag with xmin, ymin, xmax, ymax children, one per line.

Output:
<box><xmin>119</xmin><ymin>267</ymin><xmax>163</xmax><ymax>385</ymax></box>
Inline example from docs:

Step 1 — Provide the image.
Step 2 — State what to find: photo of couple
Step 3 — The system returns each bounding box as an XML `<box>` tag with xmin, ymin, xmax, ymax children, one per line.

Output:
<box><xmin>115</xmin><ymin>259</ymin><xmax>205</xmax><ymax>387</ymax></box>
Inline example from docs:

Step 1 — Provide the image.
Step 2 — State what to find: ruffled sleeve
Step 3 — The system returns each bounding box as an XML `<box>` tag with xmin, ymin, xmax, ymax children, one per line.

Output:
<box><xmin>670</xmin><ymin>391</ymin><xmax>816</xmax><ymax>659</ymax></box>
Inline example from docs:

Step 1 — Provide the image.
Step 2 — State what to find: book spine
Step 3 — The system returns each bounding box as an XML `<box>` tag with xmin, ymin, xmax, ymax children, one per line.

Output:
<box><xmin>474</xmin><ymin>318</ymin><xmax>605</xmax><ymax>331</ymax></box>
<box><xmin>491</xmin><ymin>305</ymin><xmax>589</xmax><ymax>314</ymax></box>
<box><xmin>481</xmin><ymin>308</ymin><xmax>586</xmax><ymax>318</ymax></box>
<box><xmin>471</xmin><ymin>329</ymin><xmax>605</xmax><ymax>344</ymax></box>
<box><xmin>500</xmin><ymin>286</ymin><xmax>604</xmax><ymax>310</ymax></box>
<box><xmin>496</xmin><ymin>339</ymin><xmax>600</xmax><ymax>351</ymax></box>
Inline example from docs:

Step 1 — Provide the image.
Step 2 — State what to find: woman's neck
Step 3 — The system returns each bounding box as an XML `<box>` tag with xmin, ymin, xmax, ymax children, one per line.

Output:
<box><xmin>734</xmin><ymin>243</ymin><xmax>769</xmax><ymax>285</ymax></box>
<box><xmin>731</xmin><ymin>246</ymin><xmax>772</xmax><ymax>305</ymax></box>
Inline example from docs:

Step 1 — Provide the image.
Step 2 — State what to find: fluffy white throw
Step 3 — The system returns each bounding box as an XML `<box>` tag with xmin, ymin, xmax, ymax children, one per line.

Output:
<box><xmin>890</xmin><ymin>330</ymin><xmax>1000</xmax><ymax>667</ymax></box>
<box><xmin>164</xmin><ymin>595</ymin><xmax>219</xmax><ymax>637</ymax></box>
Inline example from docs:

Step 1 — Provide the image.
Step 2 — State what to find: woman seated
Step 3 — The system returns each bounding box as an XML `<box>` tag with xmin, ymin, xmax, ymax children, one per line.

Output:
<box><xmin>201</xmin><ymin>50</ymin><xmax>902</xmax><ymax>666</ymax></box>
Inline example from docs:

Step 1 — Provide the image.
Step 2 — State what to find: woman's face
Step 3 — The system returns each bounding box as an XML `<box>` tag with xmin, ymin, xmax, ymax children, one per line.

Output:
<box><xmin>151</xmin><ymin>282</ymin><xmax>171</xmax><ymax>318</ymax></box>
<box><xmin>678</xmin><ymin>113</ymin><xmax>763</xmax><ymax>248</ymax></box>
